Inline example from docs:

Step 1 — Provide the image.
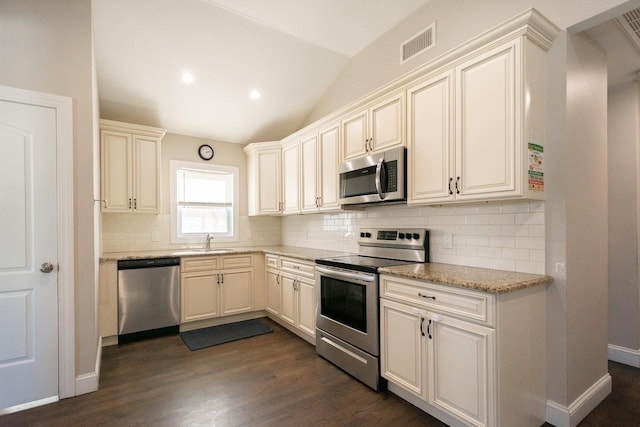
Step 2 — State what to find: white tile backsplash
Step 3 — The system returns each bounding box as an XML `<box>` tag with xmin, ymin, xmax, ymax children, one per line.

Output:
<box><xmin>281</xmin><ymin>200</ymin><xmax>545</xmax><ymax>274</ymax></box>
<box><xmin>102</xmin><ymin>200</ymin><xmax>545</xmax><ymax>274</ymax></box>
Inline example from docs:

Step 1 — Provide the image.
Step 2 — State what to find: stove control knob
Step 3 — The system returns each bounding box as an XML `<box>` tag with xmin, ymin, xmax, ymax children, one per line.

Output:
<box><xmin>365</xmin><ymin>232</ymin><xmax>372</xmax><ymax>238</ymax></box>
<box><xmin>412</xmin><ymin>233</ymin><xmax>420</xmax><ymax>240</ymax></box>
<box><xmin>398</xmin><ymin>233</ymin><xmax>405</xmax><ymax>239</ymax></box>
<box><xmin>360</xmin><ymin>232</ymin><xmax>366</xmax><ymax>238</ymax></box>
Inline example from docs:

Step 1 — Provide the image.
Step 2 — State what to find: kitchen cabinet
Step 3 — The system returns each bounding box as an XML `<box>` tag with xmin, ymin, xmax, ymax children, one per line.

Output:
<box><xmin>341</xmin><ymin>91</ymin><xmax>404</xmax><ymax>161</ymax></box>
<box><xmin>100</xmin><ymin>119</ymin><xmax>166</xmax><ymax>213</ymax></box>
<box><xmin>98</xmin><ymin>261</ymin><xmax>118</xmax><ymax>344</ymax></box>
<box><xmin>181</xmin><ymin>255</ymin><xmax>254</xmax><ymax>323</ymax></box>
<box><xmin>408</xmin><ymin>37</ymin><xmax>546</xmax><ymax>205</ymax></box>
<box><xmin>264</xmin><ymin>254</ymin><xmax>316</xmax><ymax>343</ymax></box>
<box><xmin>282</xmin><ymin>140</ymin><xmax>301</xmax><ymax>215</ymax></box>
<box><xmin>301</xmin><ymin>123</ymin><xmax>341</xmax><ymax>213</ymax></box>
<box><xmin>245</xmin><ymin>142</ymin><xmax>282</xmax><ymax>216</ymax></box>
<box><xmin>265</xmin><ymin>254</ymin><xmax>281</xmax><ymax>316</ymax></box>
<box><xmin>379</xmin><ymin>274</ymin><xmax>546</xmax><ymax>427</ymax></box>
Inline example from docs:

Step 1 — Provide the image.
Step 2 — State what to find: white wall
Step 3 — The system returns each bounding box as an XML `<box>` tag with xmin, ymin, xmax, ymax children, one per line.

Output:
<box><xmin>0</xmin><ymin>0</ymin><xmax>98</xmax><ymax>377</ymax></box>
<box><xmin>282</xmin><ymin>200</ymin><xmax>545</xmax><ymax>274</ymax></box>
<box><xmin>608</xmin><ymin>82</ymin><xmax>640</xmax><ymax>356</ymax></box>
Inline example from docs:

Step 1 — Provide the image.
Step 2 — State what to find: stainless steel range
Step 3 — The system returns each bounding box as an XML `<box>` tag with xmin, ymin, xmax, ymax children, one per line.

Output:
<box><xmin>315</xmin><ymin>228</ymin><xmax>429</xmax><ymax>390</ymax></box>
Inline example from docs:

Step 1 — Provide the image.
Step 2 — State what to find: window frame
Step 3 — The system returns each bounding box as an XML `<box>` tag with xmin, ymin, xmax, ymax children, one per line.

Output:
<box><xmin>170</xmin><ymin>160</ymin><xmax>239</xmax><ymax>244</ymax></box>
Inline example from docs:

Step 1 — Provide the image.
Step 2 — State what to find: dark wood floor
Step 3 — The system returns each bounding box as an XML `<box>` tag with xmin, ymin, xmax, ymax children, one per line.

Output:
<box><xmin>1</xmin><ymin>319</ymin><xmax>638</xmax><ymax>426</ymax></box>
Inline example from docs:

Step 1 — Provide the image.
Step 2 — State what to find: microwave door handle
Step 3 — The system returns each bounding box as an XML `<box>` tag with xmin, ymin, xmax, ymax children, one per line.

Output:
<box><xmin>375</xmin><ymin>157</ymin><xmax>386</xmax><ymax>200</ymax></box>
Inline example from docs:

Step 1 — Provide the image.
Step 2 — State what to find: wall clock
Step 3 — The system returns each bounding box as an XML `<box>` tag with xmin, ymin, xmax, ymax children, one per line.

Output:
<box><xmin>198</xmin><ymin>144</ymin><xmax>214</xmax><ymax>161</ymax></box>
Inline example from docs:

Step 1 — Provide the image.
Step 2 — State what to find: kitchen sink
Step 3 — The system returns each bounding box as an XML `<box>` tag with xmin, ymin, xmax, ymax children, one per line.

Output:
<box><xmin>171</xmin><ymin>248</ymin><xmax>235</xmax><ymax>256</ymax></box>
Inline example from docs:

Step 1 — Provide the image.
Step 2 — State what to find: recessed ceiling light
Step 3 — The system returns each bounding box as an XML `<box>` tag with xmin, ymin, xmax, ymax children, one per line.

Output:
<box><xmin>249</xmin><ymin>89</ymin><xmax>262</xmax><ymax>100</ymax></box>
<box><xmin>181</xmin><ymin>72</ymin><xmax>194</xmax><ymax>84</ymax></box>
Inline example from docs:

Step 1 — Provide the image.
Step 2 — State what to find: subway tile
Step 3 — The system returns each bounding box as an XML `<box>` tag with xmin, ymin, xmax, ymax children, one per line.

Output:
<box><xmin>515</xmin><ymin>260</ymin><xmax>545</xmax><ymax>274</ymax></box>
<box><xmin>501</xmin><ymin>247</ymin><xmax>530</xmax><ymax>261</ymax></box>
<box><xmin>500</xmin><ymin>201</ymin><xmax>531</xmax><ymax>214</ymax></box>
<box><xmin>515</xmin><ymin>212</ymin><xmax>545</xmax><ymax>225</ymax></box>
<box><xmin>489</xmin><ymin>214</ymin><xmax>515</xmax><ymax>225</ymax></box>
<box><xmin>516</xmin><ymin>237</ymin><xmax>545</xmax><ymax>250</ymax></box>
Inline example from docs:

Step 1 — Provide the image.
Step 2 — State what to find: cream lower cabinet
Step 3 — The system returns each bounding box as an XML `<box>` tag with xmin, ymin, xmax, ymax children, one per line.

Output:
<box><xmin>181</xmin><ymin>255</ymin><xmax>254</xmax><ymax>323</ymax></box>
<box><xmin>380</xmin><ymin>274</ymin><xmax>545</xmax><ymax>427</ymax></box>
<box><xmin>264</xmin><ymin>254</ymin><xmax>316</xmax><ymax>341</ymax></box>
<box><xmin>98</xmin><ymin>261</ymin><xmax>118</xmax><ymax>341</ymax></box>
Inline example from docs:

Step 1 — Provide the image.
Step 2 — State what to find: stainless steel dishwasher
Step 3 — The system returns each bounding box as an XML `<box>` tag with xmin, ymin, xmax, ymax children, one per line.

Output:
<box><xmin>117</xmin><ymin>257</ymin><xmax>180</xmax><ymax>343</ymax></box>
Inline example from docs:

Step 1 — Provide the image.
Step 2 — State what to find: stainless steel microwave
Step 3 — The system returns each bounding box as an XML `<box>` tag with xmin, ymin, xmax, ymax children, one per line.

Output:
<box><xmin>339</xmin><ymin>147</ymin><xmax>406</xmax><ymax>206</ymax></box>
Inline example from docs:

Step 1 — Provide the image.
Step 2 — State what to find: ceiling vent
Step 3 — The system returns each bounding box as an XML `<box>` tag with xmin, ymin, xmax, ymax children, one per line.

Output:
<box><xmin>616</xmin><ymin>9</ymin><xmax>640</xmax><ymax>54</ymax></box>
<box><xmin>401</xmin><ymin>23</ymin><xmax>436</xmax><ymax>64</ymax></box>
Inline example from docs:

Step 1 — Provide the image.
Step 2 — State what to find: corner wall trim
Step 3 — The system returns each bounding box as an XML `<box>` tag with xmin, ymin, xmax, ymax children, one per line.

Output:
<box><xmin>545</xmin><ymin>373</ymin><xmax>612</xmax><ymax>427</ymax></box>
<box><xmin>75</xmin><ymin>337</ymin><xmax>102</xmax><ymax>396</ymax></box>
<box><xmin>608</xmin><ymin>344</ymin><xmax>640</xmax><ymax>367</ymax></box>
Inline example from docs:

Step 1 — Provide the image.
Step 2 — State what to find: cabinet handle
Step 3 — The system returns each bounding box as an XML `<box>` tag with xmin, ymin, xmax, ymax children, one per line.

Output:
<box><xmin>420</xmin><ymin>317</ymin><xmax>425</xmax><ymax>337</ymax></box>
<box><xmin>128</xmin><ymin>198</ymin><xmax>132</xmax><ymax>209</ymax></box>
<box><xmin>427</xmin><ymin>319</ymin><xmax>432</xmax><ymax>339</ymax></box>
<box><xmin>134</xmin><ymin>198</ymin><xmax>137</xmax><ymax>209</ymax></box>
<box><xmin>418</xmin><ymin>292</ymin><xmax>436</xmax><ymax>300</ymax></box>
<box><xmin>276</xmin><ymin>274</ymin><xmax>280</xmax><ymax>285</ymax></box>
<box><xmin>448</xmin><ymin>177</ymin><xmax>453</xmax><ymax>195</ymax></box>
<box><xmin>455</xmin><ymin>176</ymin><xmax>461</xmax><ymax>194</ymax></box>
<box><xmin>293</xmin><ymin>280</ymin><xmax>298</xmax><ymax>291</ymax></box>
<box><xmin>220</xmin><ymin>273</ymin><xmax>224</xmax><ymax>284</ymax></box>
<box><xmin>216</xmin><ymin>274</ymin><xmax>220</xmax><ymax>285</ymax></box>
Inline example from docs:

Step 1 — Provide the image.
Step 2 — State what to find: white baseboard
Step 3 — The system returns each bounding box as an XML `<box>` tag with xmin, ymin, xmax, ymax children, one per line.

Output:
<box><xmin>608</xmin><ymin>344</ymin><xmax>640</xmax><ymax>367</ymax></box>
<box><xmin>545</xmin><ymin>373</ymin><xmax>612</xmax><ymax>427</ymax></box>
<box><xmin>74</xmin><ymin>336</ymin><xmax>102</xmax><ymax>396</ymax></box>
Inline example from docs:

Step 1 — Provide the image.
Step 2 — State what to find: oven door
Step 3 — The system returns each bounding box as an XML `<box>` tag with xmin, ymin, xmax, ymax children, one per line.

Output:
<box><xmin>315</xmin><ymin>265</ymin><xmax>379</xmax><ymax>356</ymax></box>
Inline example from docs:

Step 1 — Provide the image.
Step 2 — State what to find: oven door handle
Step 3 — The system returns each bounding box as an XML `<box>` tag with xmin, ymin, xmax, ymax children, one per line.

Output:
<box><xmin>315</xmin><ymin>266</ymin><xmax>376</xmax><ymax>283</ymax></box>
<box><xmin>375</xmin><ymin>156</ymin><xmax>386</xmax><ymax>200</ymax></box>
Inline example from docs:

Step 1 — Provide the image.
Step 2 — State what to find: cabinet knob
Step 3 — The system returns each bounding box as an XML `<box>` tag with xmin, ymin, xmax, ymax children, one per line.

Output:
<box><xmin>455</xmin><ymin>176</ymin><xmax>461</xmax><ymax>194</ymax></box>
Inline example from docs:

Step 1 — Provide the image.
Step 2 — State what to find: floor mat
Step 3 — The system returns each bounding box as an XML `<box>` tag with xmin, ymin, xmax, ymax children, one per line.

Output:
<box><xmin>180</xmin><ymin>319</ymin><xmax>273</xmax><ymax>350</ymax></box>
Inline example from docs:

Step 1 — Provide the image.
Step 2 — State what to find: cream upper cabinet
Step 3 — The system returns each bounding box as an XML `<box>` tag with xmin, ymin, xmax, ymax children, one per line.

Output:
<box><xmin>341</xmin><ymin>91</ymin><xmax>405</xmax><ymax>161</ymax></box>
<box><xmin>407</xmin><ymin>69</ymin><xmax>455</xmax><ymax>204</ymax></box>
<box><xmin>282</xmin><ymin>140</ymin><xmax>301</xmax><ymax>215</ymax></box>
<box><xmin>408</xmin><ymin>37</ymin><xmax>546</xmax><ymax>205</ymax></box>
<box><xmin>100</xmin><ymin>119</ymin><xmax>166</xmax><ymax>213</ymax></box>
<box><xmin>301</xmin><ymin>123</ymin><xmax>342</xmax><ymax>213</ymax></box>
<box><xmin>245</xmin><ymin>142</ymin><xmax>282</xmax><ymax>216</ymax></box>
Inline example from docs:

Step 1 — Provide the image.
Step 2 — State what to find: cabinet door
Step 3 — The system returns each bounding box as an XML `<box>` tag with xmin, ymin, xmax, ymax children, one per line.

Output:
<box><xmin>101</xmin><ymin>130</ymin><xmax>132</xmax><ymax>212</ymax></box>
<box><xmin>427</xmin><ymin>313</ymin><xmax>495</xmax><ymax>427</ymax></box>
<box><xmin>318</xmin><ymin>123</ymin><xmax>341</xmax><ymax>211</ymax></box>
<box><xmin>408</xmin><ymin>70</ymin><xmax>455</xmax><ymax>204</ymax></box>
<box><xmin>296</xmin><ymin>277</ymin><xmax>315</xmax><ymax>337</ymax></box>
<box><xmin>132</xmin><ymin>135</ymin><xmax>161</xmax><ymax>213</ymax></box>
<box><xmin>380</xmin><ymin>299</ymin><xmax>426</xmax><ymax>399</ymax></box>
<box><xmin>341</xmin><ymin>109</ymin><xmax>368</xmax><ymax>161</ymax></box>
<box><xmin>181</xmin><ymin>272</ymin><xmax>218</xmax><ymax>322</ymax></box>
<box><xmin>280</xmin><ymin>274</ymin><xmax>296</xmax><ymax>326</ymax></box>
<box><xmin>256</xmin><ymin>149</ymin><xmax>282</xmax><ymax>215</ymax></box>
<box><xmin>301</xmin><ymin>134</ymin><xmax>319</xmax><ymax>213</ymax></box>
<box><xmin>282</xmin><ymin>142</ymin><xmax>300</xmax><ymax>214</ymax></box>
<box><xmin>370</xmin><ymin>92</ymin><xmax>404</xmax><ymax>153</ymax></box>
<box><xmin>265</xmin><ymin>269</ymin><xmax>280</xmax><ymax>316</ymax></box>
<box><xmin>456</xmin><ymin>40</ymin><xmax>519</xmax><ymax>200</ymax></box>
<box><xmin>220</xmin><ymin>269</ymin><xmax>253</xmax><ymax>316</ymax></box>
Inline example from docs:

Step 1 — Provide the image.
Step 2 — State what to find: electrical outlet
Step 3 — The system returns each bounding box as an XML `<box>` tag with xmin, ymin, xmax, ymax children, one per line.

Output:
<box><xmin>443</xmin><ymin>232</ymin><xmax>453</xmax><ymax>249</ymax></box>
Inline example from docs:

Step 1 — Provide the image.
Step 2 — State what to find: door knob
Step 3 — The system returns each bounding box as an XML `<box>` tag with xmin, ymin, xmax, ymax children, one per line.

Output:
<box><xmin>40</xmin><ymin>262</ymin><xmax>54</xmax><ymax>273</ymax></box>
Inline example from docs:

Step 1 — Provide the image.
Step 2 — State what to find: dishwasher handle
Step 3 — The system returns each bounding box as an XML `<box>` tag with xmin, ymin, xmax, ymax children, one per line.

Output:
<box><xmin>118</xmin><ymin>257</ymin><xmax>181</xmax><ymax>270</ymax></box>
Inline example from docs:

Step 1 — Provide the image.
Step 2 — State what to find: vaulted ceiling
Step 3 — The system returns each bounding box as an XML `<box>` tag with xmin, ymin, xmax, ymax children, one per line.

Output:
<box><xmin>92</xmin><ymin>0</ymin><xmax>430</xmax><ymax>143</ymax></box>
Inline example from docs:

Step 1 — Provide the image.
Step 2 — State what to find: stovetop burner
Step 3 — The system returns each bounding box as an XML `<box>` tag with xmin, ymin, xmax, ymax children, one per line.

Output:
<box><xmin>316</xmin><ymin>255</ymin><xmax>416</xmax><ymax>274</ymax></box>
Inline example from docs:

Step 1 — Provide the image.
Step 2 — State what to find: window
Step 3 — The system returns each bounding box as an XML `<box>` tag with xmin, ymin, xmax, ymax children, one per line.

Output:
<box><xmin>170</xmin><ymin>160</ymin><xmax>239</xmax><ymax>243</ymax></box>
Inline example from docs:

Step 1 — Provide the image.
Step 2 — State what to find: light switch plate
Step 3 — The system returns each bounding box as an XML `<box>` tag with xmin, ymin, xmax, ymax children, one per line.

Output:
<box><xmin>443</xmin><ymin>232</ymin><xmax>453</xmax><ymax>249</ymax></box>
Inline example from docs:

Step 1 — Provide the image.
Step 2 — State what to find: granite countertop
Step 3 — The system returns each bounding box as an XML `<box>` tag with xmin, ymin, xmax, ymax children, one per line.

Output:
<box><xmin>378</xmin><ymin>262</ymin><xmax>552</xmax><ymax>294</ymax></box>
<box><xmin>100</xmin><ymin>245</ymin><xmax>350</xmax><ymax>263</ymax></box>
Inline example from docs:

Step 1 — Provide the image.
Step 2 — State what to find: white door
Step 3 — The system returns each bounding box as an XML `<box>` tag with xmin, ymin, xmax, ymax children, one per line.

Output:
<box><xmin>0</xmin><ymin>99</ymin><xmax>59</xmax><ymax>409</ymax></box>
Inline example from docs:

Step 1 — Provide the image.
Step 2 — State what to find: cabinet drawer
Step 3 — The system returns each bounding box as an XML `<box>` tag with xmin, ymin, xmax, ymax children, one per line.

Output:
<box><xmin>380</xmin><ymin>275</ymin><xmax>495</xmax><ymax>326</ymax></box>
<box><xmin>265</xmin><ymin>254</ymin><xmax>280</xmax><ymax>270</ymax></box>
<box><xmin>281</xmin><ymin>257</ymin><xmax>315</xmax><ymax>279</ymax></box>
<box><xmin>181</xmin><ymin>256</ymin><xmax>218</xmax><ymax>272</ymax></box>
<box><xmin>221</xmin><ymin>255</ymin><xmax>253</xmax><ymax>269</ymax></box>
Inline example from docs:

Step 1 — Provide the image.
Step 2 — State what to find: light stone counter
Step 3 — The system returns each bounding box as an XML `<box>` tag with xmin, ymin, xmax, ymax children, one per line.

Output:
<box><xmin>100</xmin><ymin>246</ymin><xmax>351</xmax><ymax>263</ymax></box>
<box><xmin>379</xmin><ymin>262</ymin><xmax>552</xmax><ymax>294</ymax></box>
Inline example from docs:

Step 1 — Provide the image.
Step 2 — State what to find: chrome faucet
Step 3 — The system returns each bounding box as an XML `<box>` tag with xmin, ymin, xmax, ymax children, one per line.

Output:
<box><xmin>205</xmin><ymin>233</ymin><xmax>214</xmax><ymax>250</ymax></box>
